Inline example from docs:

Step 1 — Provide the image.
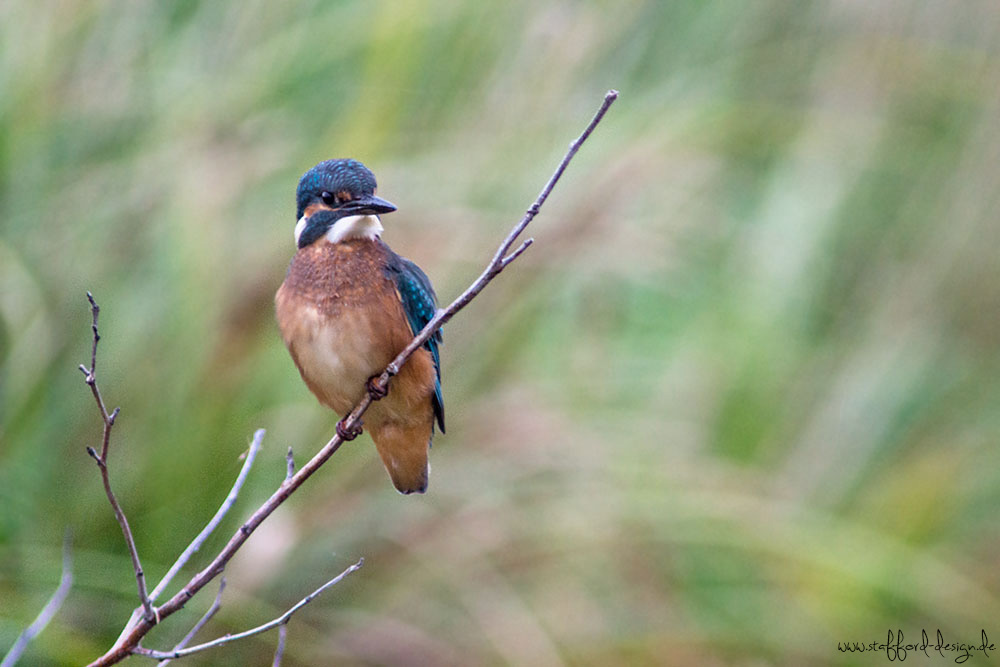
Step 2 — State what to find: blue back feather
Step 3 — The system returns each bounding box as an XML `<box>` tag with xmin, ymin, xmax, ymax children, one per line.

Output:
<box><xmin>387</xmin><ymin>253</ymin><xmax>445</xmax><ymax>433</ymax></box>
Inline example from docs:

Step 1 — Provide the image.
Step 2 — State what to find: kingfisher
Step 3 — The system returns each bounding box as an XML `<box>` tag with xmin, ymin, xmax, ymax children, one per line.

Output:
<box><xmin>275</xmin><ymin>159</ymin><xmax>444</xmax><ymax>494</ymax></box>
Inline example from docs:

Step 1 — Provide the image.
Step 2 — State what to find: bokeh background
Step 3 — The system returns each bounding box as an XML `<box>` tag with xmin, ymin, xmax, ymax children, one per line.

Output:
<box><xmin>2</xmin><ymin>1</ymin><xmax>1000</xmax><ymax>665</ymax></box>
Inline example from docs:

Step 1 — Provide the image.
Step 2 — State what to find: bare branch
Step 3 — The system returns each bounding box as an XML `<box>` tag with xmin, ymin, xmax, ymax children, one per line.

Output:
<box><xmin>1</xmin><ymin>533</ymin><xmax>73</xmax><ymax>667</ymax></box>
<box><xmin>152</xmin><ymin>431</ymin><xmax>264</xmax><ymax>603</ymax></box>
<box><xmin>86</xmin><ymin>90</ymin><xmax>618</xmax><ymax>666</ymax></box>
<box><xmin>491</xmin><ymin>89</ymin><xmax>619</xmax><ymax>266</ymax></box>
<box><xmin>80</xmin><ymin>294</ymin><xmax>155</xmax><ymax>624</ymax></box>
<box><xmin>500</xmin><ymin>237</ymin><xmax>534</xmax><ymax>268</ymax></box>
<box><xmin>381</xmin><ymin>89</ymin><xmax>620</xmax><ymax>382</ymax></box>
<box><xmin>272</xmin><ymin>625</ymin><xmax>287</xmax><ymax>667</ymax></box>
<box><xmin>158</xmin><ymin>579</ymin><xmax>227</xmax><ymax>667</ymax></box>
<box><xmin>83</xmin><ymin>291</ymin><xmax>100</xmax><ymax>381</ymax></box>
<box><xmin>135</xmin><ymin>560</ymin><xmax>363</xmax><ymax>661</ymax></box>
<box><xmin>115</xmin><ymin>431</ymin><xmax>264</xmax><ymax>646</ymax></box>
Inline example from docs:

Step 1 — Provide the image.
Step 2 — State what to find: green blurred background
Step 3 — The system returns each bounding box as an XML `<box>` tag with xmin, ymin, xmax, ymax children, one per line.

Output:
<box><xmin>2</xmin><ymin>1</ymin><xmax>999</xmax><ymax>665</ymax></box>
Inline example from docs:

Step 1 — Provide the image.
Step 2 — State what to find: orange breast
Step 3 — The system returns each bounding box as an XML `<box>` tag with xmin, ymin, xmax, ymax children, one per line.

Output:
<box><xmin>275</xmin><ymin>239</ymin><xmax>437</xmax><ymax>428</ymax></box>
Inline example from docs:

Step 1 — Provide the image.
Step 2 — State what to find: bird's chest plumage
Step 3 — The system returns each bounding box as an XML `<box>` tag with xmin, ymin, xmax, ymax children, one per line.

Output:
<box><xmin>275</xmin><ymin>239</ymin><xmax>410</xmax><ymax>415</ymax></box>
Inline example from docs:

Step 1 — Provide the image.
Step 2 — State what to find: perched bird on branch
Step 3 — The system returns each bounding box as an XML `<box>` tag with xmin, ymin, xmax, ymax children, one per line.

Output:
<box><xmin>276</xmin><ymin>159</ymin><xmax>444</xmax><ymax>494</ymax></box>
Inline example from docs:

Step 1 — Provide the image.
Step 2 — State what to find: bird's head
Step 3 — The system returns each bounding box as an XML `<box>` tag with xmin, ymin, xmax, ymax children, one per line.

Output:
<box><xmin>293</xmin><ymin>159</ymin><xmax>397</xmax><ymax>248</ymax></box>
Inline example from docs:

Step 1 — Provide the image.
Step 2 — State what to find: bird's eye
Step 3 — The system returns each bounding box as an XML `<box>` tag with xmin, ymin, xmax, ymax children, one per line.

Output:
<box><xmin>321</xmin><ymin>191</ymin><xmax>339</xmax><ymax>206</ymax></box>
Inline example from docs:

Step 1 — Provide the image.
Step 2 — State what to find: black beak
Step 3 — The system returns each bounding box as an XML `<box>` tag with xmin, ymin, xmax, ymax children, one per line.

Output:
<box><xmin>345</xmin><ymin>194</ymin><xmax>397</xmax><ymax>215</ymax></box>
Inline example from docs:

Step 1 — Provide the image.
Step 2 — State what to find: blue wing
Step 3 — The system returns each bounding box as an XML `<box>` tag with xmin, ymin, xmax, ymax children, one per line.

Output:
<box><xmin>387</xmin><ymin>252</ymin><xmax>445</xmax><ymax>433</ymax></box>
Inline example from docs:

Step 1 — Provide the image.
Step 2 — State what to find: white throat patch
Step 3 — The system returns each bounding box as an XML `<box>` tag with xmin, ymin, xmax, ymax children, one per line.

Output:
<box><xmin>294</xmin><ymin>213</ymin><xmax>384</xmax><ymax>247</ymax></box>
<box><xmin>324</xmin><ymin>214</ymin><xmax>383</xmax><ymax>244</ymax></box>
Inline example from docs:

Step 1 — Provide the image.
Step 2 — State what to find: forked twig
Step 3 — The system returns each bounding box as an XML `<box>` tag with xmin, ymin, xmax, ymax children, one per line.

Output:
<box><xmin>87</xmin><ymin>90</ymin><xmax>618</xmax><ymax>666</ymax></box>
<box><xmin>80</xmin><ymin>293</ymin><xmax>155</xmax><ymax>624</ymax></box>
<box><xmin>133</xmin><ymin>560</ymin><xmax>363</xmax><ymax>661</ymax></box>
<box><xmin>158</xmin><ymin>578</ymin><xmax>227</xmax><ymax>667</ymax></box>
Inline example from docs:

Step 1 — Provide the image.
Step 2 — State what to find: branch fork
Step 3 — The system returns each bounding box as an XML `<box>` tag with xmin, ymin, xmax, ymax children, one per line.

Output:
<box><xmin>84</xmin><ymin>90</ymin><xmax>618</xmax><ymax>666</ymax></box>
<box><xmin>79</xmin><ymin>292</ymin><xmax>155</xmax><ymax>625</ymax></box>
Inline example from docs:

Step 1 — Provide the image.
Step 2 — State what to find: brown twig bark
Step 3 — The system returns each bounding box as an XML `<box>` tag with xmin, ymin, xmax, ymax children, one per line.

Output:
<box><xmin>86</xmin><ymin>89</ymin><xmax>618</xmax><ymax>666</ymax></box>
<box><xmin>80</xmin><ymin>292</ymin><xmax>155</xmax><ymax>624</ymax></box>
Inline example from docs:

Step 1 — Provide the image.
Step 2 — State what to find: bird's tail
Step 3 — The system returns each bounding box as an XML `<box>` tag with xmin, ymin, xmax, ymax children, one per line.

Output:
<box><xmin>370</xmin><ymin>421</ymin><xmax>431</xmax><ymax>494</ymax></box>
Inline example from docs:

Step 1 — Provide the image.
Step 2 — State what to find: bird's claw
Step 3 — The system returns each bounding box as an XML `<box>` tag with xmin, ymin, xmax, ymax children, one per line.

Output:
<box><xmin>336</xmin><ymin>418</ymin><xmax>363</xmax><ymax>441</ymax></box>
<box><xmin>367</xmin><ymin>375</ymin><xmax>389</xmax><ymax>400</ymax></box>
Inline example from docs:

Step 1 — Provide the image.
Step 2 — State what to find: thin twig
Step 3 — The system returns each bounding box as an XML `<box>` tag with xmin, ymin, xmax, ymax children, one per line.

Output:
<box><xmin>80</xmin><ymin>293</ymin><xmax>155</xmax><ymax>623</ymax></box>
<box><xmin>272</xmin><ymin>625</ymin><xmax>287</xmax><ymax>667</ymax></box>
<box><xmin>0</xmin><ymin>534</ymin><xmax>73</xmax><ymax>667</ymax></box>
<box><xmin>114</xmin><ymin>431</ymin><xmax>264</xmax><ymax>646</ymax></box>
<box><xmin>501</xmin><ymin>237</ymin><xmax>534</xmax><ymax>268</ymax></box>
<box><xmin>86</xmin><ymin>89</ymin><xmax>618</xmax><ymax>666</ymax></box>
<box><xmin>152</xmin><ymin>431</ymin><xmax>263</xmax><ymax>602</ymax></box>
<box><xmin>379</xmin><ymin>89</ymin><xmax>619</xmax><ymax>383</ymax></box>
<box><xmin>158</xmin><ymin>578</ymin><xmax>227</xmax><ymax>667</ymax></box>
<box><xmin>135</xmin><ymin>560</ymin><xmax>363</xmax><ymax>661</ymax></box>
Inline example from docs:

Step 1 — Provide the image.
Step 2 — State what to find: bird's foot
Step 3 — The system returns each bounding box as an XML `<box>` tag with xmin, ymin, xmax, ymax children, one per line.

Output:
<box><xmin>367</xmin><ymin>375</ymin><xmax>389</xmax><ymax>400</ymax></box>
<box><xmin>336</xmin><ymin>418</ymin><xmax>363</xmax><ymax>441</ymax></box>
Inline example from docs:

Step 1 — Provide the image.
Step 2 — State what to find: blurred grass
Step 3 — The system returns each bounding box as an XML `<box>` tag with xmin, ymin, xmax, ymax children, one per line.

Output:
<box><xmin>2</xmin><ymin>0</ymin><xmax>1000</xmax><ymax>665</ymax></box>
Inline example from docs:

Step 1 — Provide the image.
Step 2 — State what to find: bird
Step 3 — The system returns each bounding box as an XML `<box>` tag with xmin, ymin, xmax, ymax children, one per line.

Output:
<box><xmin>275</xmin><ymin>159</ymin><xmax>444</xmax><ymax>494</ymax></box>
